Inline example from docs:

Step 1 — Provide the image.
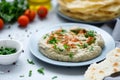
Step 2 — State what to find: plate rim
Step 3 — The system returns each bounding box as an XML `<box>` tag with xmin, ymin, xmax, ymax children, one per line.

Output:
<box><xmin>29</xmin><ymin>23</ymin><xmax>115</xmax><ymax>67</ymax></box>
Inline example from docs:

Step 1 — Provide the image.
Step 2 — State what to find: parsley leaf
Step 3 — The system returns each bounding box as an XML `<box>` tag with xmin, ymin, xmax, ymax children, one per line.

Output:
<box><xmin>37</xmin><ymin>68</ymin><xmax>44</xmax><ymax>75</ymax></box>
<box><xmin>48</xmin><ymin>37</ymin><xmax>58</xmax><ymax>44</ymax></box>
<box><xmin>85</xmin><ymin>30</ymin><xmax>96</xmax><ymax>38</ymax></box>
<box><xmin>0</xmin><ymin>0</ymin><xmax>28</xmax><ymax>23</ymax></box>
<box><xmin>63</xmin><ymin>44</ymin><xmax>69</xmax><ymax>49</ymax></box>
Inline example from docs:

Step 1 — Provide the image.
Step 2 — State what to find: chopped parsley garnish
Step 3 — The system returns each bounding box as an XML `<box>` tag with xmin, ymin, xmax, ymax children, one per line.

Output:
<box><xmin>60</xmin><ymin>29</ymin><xmax>67</xmax><ymax>34</ymax></box>
<box><xmin>89</xmin><ymin>46</ymin><xmax>94</xmax><ymax>51</ymax></box>
<box><xmin>27</xmin><ymin>59</ymin><xmax>35</xmax><ymax>65</ymax></box>
<box><xmin>63</xmin><ymin>44</ymin><xmax>69</xmax><ymax>49</ymax></box>
<box><xmin>53</xmin><ymin>44</ymin><xmax>64</xmax><ymax>52</ymax></box>
<box><xmin>83</xmin><ymin>43</ymin><xmax>88</xmax><ymax>48</ymax></box>
<box><xmin>52</xmin><ymin>76</ymin><xmax>58</xmax><ymax>80</ymax></box>
<box><xmin>77</xmin><ymin>44</ymin><xmax>83</xmax><ymax>49</ymax></box>
<box><xmin>48</xmin><ymin>37</ymin><xmax>58</xmax><ymax>44</ymax></box>
<box><xmin>28</xmin><ymin>70</ymin><xmax>32</xmax><ymax>77</ymax></box>
<box><xmin>85</xmin><ymin>30</ymin><xmax>96</xmax><ymax>38</ymax></box>
<box><xmin>37</xmin><ymin>68</ymin><xmax>44</xmax><ymax>75</ymax></box>
<box><xmin>57</xmin><ymin>48</ymin><xmax>64</xmax><ymax>52</ymax></box>
<box><xmin>0</xmin><ymin>47</ymin><xmax>16</xmax><ymax>55</ymax></box>
<box><xmin>69</xmin><ymin>52</ymin><xmax>74</xmax><ymax>59</ymax></box>
<box><xmin>43</xmin><ymin>34</ymin><xmax>49</xmax><ymax>39</ymax></box>
<box><xmin>70</xmin><ymin>28</ymin><xmax>81</xmax><ymax>34</ymax></box>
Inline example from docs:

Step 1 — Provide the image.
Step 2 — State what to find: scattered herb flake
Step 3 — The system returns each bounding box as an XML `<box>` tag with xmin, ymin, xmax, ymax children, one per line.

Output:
<box><xmin>43</xmin><ymin>34</ymin><xmax>49</xmax><ymax>39</ymax></box>
<box><xmin>83</xmin><ymin>43</ymin><xmax>88</xmax><ymax>48</ymax></box>
<box><xmin>63</xmin><ymin>44</ymin><xmax>69</xmax><ymax>49</ymax></box>
<box><xmin>37</xmin><ymin>68</ymin><xmax>44</xmax><ymax>75</ymax></box>
<box><xmin>60</xmin><ymin>29</ymin><xmax>67</xmax><ymax>34</ymax></box>
<box><xmin>48</xmin><ymin>37</ymin><xmax>58</xmax><ymax>44</ymax></box>
<box><xmin>52</xmin><ymin>76</ymin><xmax>58</xmax><ymax>80</ymax></box>
<box><xmin>89</xmin><ymin>46</ymin><xmax>94</xmax><ymax>51</ymax></box>
<box><xmin>28</xmin><ymin>70</ymin><xmax>32</xmax><ymax>77</ymax></box>
<box><xmin>69</xmin><ymin>52</ymin><xmax>74</xmax><ymax>59</ymax></box>
<box><xmin>77</xmin><ymin>44</ymin><xmax>83</xmax><ymax>49</ymax></box>
<box><xmin>27</xmin><ymin>59</ymin><xmax>35</xmax><ymax>65</ymax></box>
<box><xmin>19</xmin><ymin>75</ymin><xmax>24</xmax><ymax>78</ymax></box>
<box><xmin>85</xmin><ymin>30</ymin><xmax>96</xmax><ymax>38</ymax></box>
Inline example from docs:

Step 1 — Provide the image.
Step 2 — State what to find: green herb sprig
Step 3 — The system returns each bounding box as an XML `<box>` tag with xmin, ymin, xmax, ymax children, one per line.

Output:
<box><xmin>0</xmin><ymin>0</ymin><xmax>28</xmax><ymax>23</ymax></box>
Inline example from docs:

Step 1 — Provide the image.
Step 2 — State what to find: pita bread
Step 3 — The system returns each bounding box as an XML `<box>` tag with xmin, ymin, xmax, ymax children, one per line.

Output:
<box><xmin>58</xmin><ymin>0</ymin><xmax>120</xmax><ymax>22</ymax></box>
<box><xmin>84</xmin><ymin>48</ymin><xmax>120</xmax><ymax>80</ymax></box>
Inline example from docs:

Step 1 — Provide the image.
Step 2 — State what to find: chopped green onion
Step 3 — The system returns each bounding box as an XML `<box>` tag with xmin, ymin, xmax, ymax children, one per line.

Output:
<box><xmin>52</xmin><ymin>76</ymin><xmax>58</xmax><ymax>80</ymax></box>
<box><xmin>27</xmin><ymin>59</ymin><xmax>35</xmax><ymax>65</ymax></box>
<box><xmin>0</xmin><ymin>47</ymin><xmax>16</xmax><ymax>55</ymax></box>
<box><xmin>63</xmin><ymin>44</ymin><xmax>69</xmax><ymax>49</ymax></box>
<box><xmin>77</xmin><ymin>44</ymin><xmax>83</xmax><ymax>49</ymax></box>
<box><xmin>70</xmin><ymin>28</ymin><xmax>81</xmax><ymax>34</ymax></box>
<box><xmin>83</xmin><ymin>43</ymin><xmax>88</xmax><ymax>48</ymax></box>
<box><xmin>28</xmin><ymin>70</ymin><xmax>32</xmax><ymax>77</ymax></box>
<box><xmin>89</xmin><ymin>46</ymin><xmax>94</xmax><ymax>51</ymax></box>
<box><xmin>37</xmin><ymin>68</ymin><xmax>44</xmax><ymax>75</ymax></box>
<box><xmin>69</xmin><ymin>52</ymin><xmax>74</xmax><ymax>59</ymax></box>
<box><xmin>60</xmin><ymin>29</ymin><xmax>67</xmax><ymax>34</ymax></box>
<box><xmin>43</xmin><ymin>34</ymin><xmax>49</xmax><ymax>39</ymax></box>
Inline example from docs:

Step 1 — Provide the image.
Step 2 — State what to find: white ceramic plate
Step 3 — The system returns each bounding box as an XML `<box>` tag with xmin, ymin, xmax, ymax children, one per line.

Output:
<box><xmin>29</xmin><ymin>23</ymin><xmax>115</xmax><ymax>67</ymax></box>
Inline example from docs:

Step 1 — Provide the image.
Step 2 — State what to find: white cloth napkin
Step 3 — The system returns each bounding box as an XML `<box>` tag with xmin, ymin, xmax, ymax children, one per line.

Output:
<box><xmin>112</xmin><ymin>19</ymin><xmax>120</xmax><ymax>41</ymax></box>
<box><xmin>100</xmin><ymin>18</ymin><xmax>120</xmax><ymax>47</ymax></box>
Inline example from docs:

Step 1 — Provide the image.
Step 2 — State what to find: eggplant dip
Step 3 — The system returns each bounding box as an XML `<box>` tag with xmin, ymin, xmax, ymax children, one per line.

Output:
<box><xmin>38</xmin><ymin>27</ymin><xmax>104</xmax><ymax>62</ymax></box>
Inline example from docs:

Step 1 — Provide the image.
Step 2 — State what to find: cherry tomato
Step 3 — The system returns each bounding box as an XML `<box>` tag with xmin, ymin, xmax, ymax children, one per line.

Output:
<box><xmin>0</xmin><ymin>18</ymin><xmax>4</xmax><ymax>30</ymax></box>
<box><xmin>18</xmin><ymin>15</ymin><xmax>29</xmax><ymax>28</ymax></box>
<box><xmin>24</xmin><ymin>9</ymin><xmax>36</xmax><ymax>21</ymax></box>
<box><xmin>37</xmin><ymin>6</ymin><xmax>48</xmax><ymax>19</ymax></box>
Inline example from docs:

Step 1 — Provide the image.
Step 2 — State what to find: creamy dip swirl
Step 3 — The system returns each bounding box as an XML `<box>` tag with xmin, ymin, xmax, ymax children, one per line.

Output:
<box><xmin>38</xmin><ymin>27</ymin><xmax>104</xmax><ymax>62</ymax></box>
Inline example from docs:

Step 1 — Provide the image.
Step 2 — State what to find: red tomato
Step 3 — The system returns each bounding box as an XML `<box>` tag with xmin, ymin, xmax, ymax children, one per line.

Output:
<box><xmin>37</xmin><ymin>6</ymin><xmax>48</xmax><ymax>19</ymax></box>
<box><xmin>24</xmin><ymin>9</ymin><xmax>36</xmax><ymax>21</ymax></box>
<box><xmin>18</xmin><ymin>15</ymin><xmax>29</xmax><ymax>28</ymax></box>
<box><xmin>0</xmin><ymin>18</ymin><xmax>4</xmax><ymax>30</ymax></box>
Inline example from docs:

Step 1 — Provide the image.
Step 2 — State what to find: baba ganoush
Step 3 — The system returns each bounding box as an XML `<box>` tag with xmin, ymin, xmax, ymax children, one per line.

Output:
<box><xmin>38</xmin><ymin>27</ymin><xmax>104</xmax><ymax>62</ymax></box>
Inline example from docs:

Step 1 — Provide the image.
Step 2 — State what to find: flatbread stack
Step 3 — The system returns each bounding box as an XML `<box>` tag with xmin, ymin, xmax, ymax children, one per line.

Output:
<box><xmin>84</xmin><ymin>48</ymin><xmax>120</xmax><ymax>80</ymax></box>
<box><xmin>58</xmin><ymin>0</ymin><xmax>120</xmax><ymax>22</ymax></box>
